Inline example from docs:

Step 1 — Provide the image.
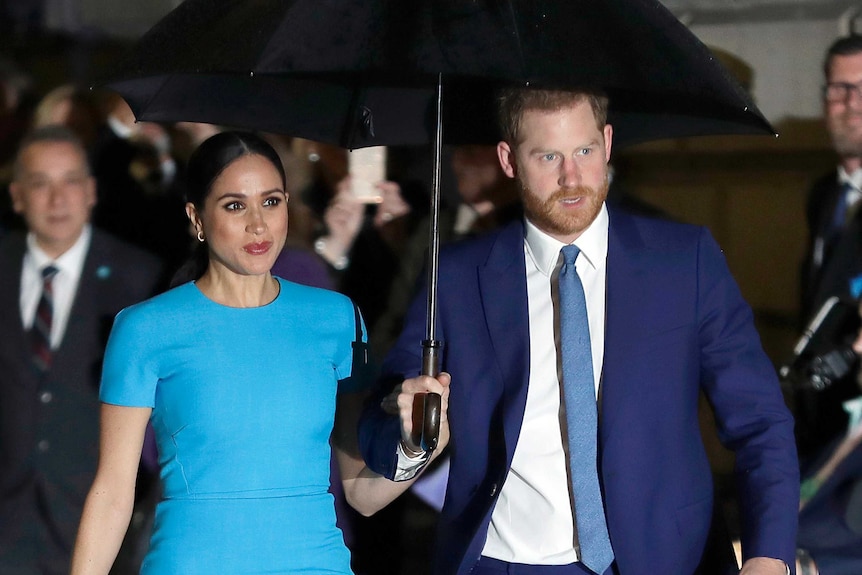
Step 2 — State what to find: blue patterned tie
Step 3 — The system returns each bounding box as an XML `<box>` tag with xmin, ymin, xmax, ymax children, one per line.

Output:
<box><xmin>31</xmin><ymin>264</ymin><xmax>59</xmax><ymax>374</ymax></box>
<box><xmin>558</xmin><ymin>245</ymin><xmax>614</xmax><ymax>574</ymax></box>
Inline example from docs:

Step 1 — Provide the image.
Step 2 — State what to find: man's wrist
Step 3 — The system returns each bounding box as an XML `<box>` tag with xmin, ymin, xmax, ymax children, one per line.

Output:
<box><xmin>399</xmin><ymin>439</ymin><xmax>426</xmax><ymax>458</ymax></box>
<box><xmin>394</xmin><ymin>440</ymin><xmax>429</xmax><ymax>481</ymax></box>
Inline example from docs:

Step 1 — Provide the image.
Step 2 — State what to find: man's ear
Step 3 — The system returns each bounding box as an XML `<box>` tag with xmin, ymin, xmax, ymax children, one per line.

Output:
<box><xmin>8</xmin><ymin>182</ymin><xmax>23</xmax><ymax>214</ymax></box>
<box><xmin>603</xmin><ymin>124</ymin><xmax>613</xmax><ymax>163</ymax></box>
<box><xmin>86</xmin><ymin>176</ymin><xmax>97</xmax><ymax>209</ymax></box>
<box><xmin>496</xmin><ymin>141</ymin><xmax>517</xmax><ymax>179</ymax></box>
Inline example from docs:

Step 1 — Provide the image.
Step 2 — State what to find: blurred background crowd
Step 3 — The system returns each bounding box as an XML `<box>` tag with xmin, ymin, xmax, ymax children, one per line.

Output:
<box><xmin>1</xmin><ymin>1</ymin><xmax>862</xmax><ymax>574</ymax></box>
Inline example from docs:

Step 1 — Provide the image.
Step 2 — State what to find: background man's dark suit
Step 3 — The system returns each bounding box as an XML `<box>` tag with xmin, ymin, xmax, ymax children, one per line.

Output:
<box><xmin>797</xmin><ymin>172</ymin><xmax>862</xmax><ymax>458</ymax></box>
<box><xmin>801</xmin><ymin>173</ymin><xmax>853</xmax><ymax>319</ymax></box>
<box><xmin>0</xmin><ymin>228</ymin><xmax>162</xmax><ymax>575</ymax></box>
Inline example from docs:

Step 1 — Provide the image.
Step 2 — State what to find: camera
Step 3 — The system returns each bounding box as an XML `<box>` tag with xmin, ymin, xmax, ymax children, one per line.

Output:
<box><xmin>795</xmin><ymin>345</ymin><xmax>858</xmax><ymax>391</ymax></box>
<box><xmin>780</xmin><ymin>296</ymin><xmax>860</xmax><ymax>391</ymax></box>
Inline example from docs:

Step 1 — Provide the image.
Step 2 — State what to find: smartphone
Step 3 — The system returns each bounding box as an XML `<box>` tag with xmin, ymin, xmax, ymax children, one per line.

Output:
<box><xmin>348</xmin><ymin>146</ymin><xmax>387</xmax><ymax>203</ymax></box>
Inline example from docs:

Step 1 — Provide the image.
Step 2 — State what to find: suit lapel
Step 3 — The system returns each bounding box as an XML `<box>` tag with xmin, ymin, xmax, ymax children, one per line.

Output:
<box><xmin>812</xmin><ymin>178</ymin><xmax>843</xmax><ymax>272</ymax></box>
<box><xmin>52</xmin><ymin>232</ymin><xmax>111</xmax><ymax>378</ymax></box>
<box><xmin>0</xmin><ymin>234</ymin><xmax>31</xmax><ymax>350</ymax></box>
<box><xmin>601</xmin><ymin>210</ymin><xmax>654</xmax><ymax>445</ymax></box>
<box><xmin>477</xmin><ymin>220</ymin><xmax>531</xmax><ymax>461</ymax></box>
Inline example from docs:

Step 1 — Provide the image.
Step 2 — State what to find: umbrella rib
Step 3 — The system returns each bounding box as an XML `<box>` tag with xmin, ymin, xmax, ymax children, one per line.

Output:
<box><xmin>504</xmin><ymin>0</ymin><xmax>529</xmax><ymax>83</ymax></box>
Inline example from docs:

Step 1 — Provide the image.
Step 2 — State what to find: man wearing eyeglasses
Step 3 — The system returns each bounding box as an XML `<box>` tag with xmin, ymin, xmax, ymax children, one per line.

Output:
<box><xmin>798</xmin><ymin>35</ymin><xmax>862</xmax><ymax>461</ymax></box>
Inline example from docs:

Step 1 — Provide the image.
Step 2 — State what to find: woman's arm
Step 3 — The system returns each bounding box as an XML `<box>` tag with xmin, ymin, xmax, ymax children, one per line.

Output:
<box><xmin>70</xmin><ymin>403</ymin><xmax>152</xmax><ymax>575</ymax></box>
<box><xmin>333</xmin><ymin>373</ymin><xmax>450</xmax><ymax>516</ymax></box>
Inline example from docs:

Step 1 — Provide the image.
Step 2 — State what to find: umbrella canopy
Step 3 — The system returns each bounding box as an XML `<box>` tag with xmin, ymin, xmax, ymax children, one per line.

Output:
<box><xmin>105</xmin><ymin>0</ymin><xmax>775</xmax><ymax>150</ymax></box>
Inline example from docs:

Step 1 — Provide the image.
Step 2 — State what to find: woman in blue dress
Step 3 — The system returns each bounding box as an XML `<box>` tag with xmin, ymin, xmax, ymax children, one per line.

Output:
<box><xmin>70</xmin><ymin>131</ymin><xmax>450</xmax><ymax>574</ymax></box>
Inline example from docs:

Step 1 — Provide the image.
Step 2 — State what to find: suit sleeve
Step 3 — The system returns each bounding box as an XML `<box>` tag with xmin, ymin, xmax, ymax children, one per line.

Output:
<box><xmin>358</xmin><ymin>268</ymin><xmax>430</xmax><ymax>479</ymax></box>
<box><xmin>695</xmin><ymin>228</ymin><xmax>800</xmax><ymax>568</ymax></box>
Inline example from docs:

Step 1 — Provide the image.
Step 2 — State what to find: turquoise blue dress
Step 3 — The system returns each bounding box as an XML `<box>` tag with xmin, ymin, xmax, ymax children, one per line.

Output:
<box><xmin>100</xmin><ymin>278</ymin><xmax>366</xmax><ymax>574</ymax></box>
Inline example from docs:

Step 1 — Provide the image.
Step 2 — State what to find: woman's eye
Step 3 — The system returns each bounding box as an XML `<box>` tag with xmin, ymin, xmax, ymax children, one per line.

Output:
<box><xmin>225</xmin><ymin>201</ymin><xmax>243</xmax><ymax>211</ymax></box>
<box><xmin>263</xmin><ymin>197</ymin><xmax>281</xmax><ymax>207</ymax></box>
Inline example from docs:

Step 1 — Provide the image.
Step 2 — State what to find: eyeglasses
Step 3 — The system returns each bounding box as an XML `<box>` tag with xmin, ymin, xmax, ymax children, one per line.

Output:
<box><xmin>823</xmin><ymin>81</ymin><xmax>862</xmax><ymax>103</ymax></box>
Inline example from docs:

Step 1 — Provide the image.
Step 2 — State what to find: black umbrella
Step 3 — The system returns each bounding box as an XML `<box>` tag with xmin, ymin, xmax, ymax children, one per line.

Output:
<box><xmin>107</xmin><ymin>0</ymin><xmax>773</xmax><ymax>148</ymax></box>
<box><xmin>104</xmin><ymin>0</ymin><xmax>776</xmax><ymax>451</ymax></box>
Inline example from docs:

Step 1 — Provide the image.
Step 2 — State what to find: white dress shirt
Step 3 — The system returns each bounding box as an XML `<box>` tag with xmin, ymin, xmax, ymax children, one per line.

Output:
<box><xmin>840</xmin><ymin>166</ymin><xmax>862</xmax><ymax>194</ymax></box>
<box><xmin>839</xmin><ymin>166</ymin><xmax>862</xmax><ymax>214</ymax></box>
<box><xmin>482</xmin><ymin>205</ymin><xmax>609</xmax><ymax>564</ymax></box>
<box><xmin>19</xmin><ymin>226</ymin><xmax>91</xmax><ymax>349</ymax></box>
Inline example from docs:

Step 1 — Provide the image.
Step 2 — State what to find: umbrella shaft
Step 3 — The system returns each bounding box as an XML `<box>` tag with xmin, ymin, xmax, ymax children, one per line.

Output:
<box><xmin>425</xmin><ymin>73</ymin><xmax>443</xmax><ymax>345</ymax></box>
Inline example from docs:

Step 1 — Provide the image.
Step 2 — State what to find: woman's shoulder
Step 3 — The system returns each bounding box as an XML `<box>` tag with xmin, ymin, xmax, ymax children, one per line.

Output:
<box><xmin>276</xmin><ymin>277</ymin><xmax>352</xmax><ymax>308</ymax></box>
<box><xmin>115</xmin><ymin>281</ymin><xmax>199</xmax><ymax>325</ymax></box>
<box><xmin>275</xmin><ymin>278</ymin><xmax>358</xmax><ymax>327</ymax></box>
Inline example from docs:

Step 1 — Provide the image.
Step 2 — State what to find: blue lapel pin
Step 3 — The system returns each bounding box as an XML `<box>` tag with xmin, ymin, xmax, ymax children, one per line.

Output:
<box><xmin>850</xmin><ymin>273</ymin><xmax>862</xmax><ymax>300</ymax></box>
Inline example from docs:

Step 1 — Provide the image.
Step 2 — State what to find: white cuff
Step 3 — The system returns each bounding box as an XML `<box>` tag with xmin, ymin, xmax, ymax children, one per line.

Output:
<box><xmin>394</xmin><ymin>442</ymin><xmax>429</xmax><ymax>481</ymax></box>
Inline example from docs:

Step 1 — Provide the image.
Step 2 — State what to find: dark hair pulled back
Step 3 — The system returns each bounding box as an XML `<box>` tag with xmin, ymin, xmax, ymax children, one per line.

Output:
<box><xmin>170</xmin><ymin>131</ymin><xmax>286</xmax><ymax>287</ymax></box>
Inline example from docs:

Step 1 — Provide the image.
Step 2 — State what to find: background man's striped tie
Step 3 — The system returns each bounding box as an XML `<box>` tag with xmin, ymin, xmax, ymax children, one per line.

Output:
<box><xmin>31</xmin><ymin>264</ymin><xmax>58</xmax><ymax>374</ymax></box>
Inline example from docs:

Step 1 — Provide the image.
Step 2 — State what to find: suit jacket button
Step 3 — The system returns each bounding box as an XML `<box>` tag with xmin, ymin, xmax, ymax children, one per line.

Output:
<box><xmin>39</xmin><ymin>391</ymin><xmax>53</xmax><ymax>404</ymax></box>
<box><xmin>489</xmin><ymin>483</ymin><xmax>497</xmax><ymax>497</ymax></box>
<box><xmin>37</xmin><ymin>440</ymin><xmax>50</xmax><ymax>452</ymax></box>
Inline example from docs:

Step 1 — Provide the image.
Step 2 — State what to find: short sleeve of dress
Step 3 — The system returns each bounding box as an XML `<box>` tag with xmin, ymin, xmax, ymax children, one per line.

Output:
<box><xmin>99</xmin><ymin>304</ymin><xmax>160</xmax><ymax>408</ymax></box>
<box><xmin>335</xmin><ymin>299</ymin><xmax>373</xmax><ymax>395</ymax></box>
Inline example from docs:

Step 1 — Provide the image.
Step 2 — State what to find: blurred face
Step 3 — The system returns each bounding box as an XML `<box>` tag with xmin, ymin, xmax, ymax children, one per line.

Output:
<box><xmin>44</xmin><ymin>98</ymin><xmax>72</xmax><ymax>125</ymax></box>
<box><xmin>9</xmin><ymin>140</ymin><xmax>96</xmax><ymax>258</ymax></box>
<box><xmin>497</xmin><ymin>100</ymin><xmax>612</xmax><ymax>244</ymax></box>
<box><xmin>452</xmin><ymin>145</ymin><xmax>501</xmax><ymax>205</ymax></box>
<box><xmin>187</xmin><ymin>154</ymin><xmax>288</xmax><ymax>278</ymax></box>
<box><xmin>824</xmin><ymin>52</ymin><xmax>862</xmax><ymax>164</ymax></box>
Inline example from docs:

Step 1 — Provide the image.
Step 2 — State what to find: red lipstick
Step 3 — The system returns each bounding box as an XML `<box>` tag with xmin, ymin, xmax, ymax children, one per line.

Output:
<box><xmin>243</xmin><ymin>241</ymin><xmax>272</xmax><ymax>255</ymax></box>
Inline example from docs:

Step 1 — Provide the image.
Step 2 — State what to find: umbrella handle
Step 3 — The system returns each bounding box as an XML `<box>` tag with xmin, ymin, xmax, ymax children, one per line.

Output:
<box><xmin>411</xmin><ymin>392</ymin><xmax>441</xmax><ymax>453</ymax></box>
<box><xmin>412</xmin><ymin>339</ymin><xmax>442</xmax><ymax>452</ymax></box>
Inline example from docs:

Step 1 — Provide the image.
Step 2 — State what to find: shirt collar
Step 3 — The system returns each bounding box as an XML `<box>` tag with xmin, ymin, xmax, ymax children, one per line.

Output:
<box><xmin>525</xmin><ymin>203</ymin><xmax>609</xmax><ymax>277</ymax></box>
<box><xmin>26</xmin><ymin>225</ymin><xmax>92</xmax><ymax>277</ymax></box>
<box><xmin>838</xmin><ymin>166</ymin><xmax>862</xmax><ymax>191</ymax></box>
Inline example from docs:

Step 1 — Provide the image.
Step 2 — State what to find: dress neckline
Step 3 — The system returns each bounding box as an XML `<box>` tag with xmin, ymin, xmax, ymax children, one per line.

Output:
<box><xmin>190</xmin><ymin>277</ymin><xmax>283</xmax><ymax>310</ymax></box>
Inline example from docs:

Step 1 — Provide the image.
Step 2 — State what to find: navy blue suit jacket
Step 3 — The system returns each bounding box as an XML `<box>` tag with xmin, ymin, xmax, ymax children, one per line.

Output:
<box><xmin>359</xmin><ymin>208</ymin><xmax>799</xmax><ymax>575</ymax></box>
